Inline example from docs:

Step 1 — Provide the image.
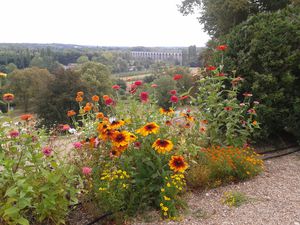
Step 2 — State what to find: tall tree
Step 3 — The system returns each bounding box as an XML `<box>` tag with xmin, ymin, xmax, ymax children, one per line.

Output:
<box><xmin>179</xmin><ymin>0</ymin><xmax>291</xmax><ymax>37</ymax></box>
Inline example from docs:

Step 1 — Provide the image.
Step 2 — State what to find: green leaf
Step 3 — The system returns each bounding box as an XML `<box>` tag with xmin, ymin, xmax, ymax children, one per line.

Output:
<box><xmin>16</xmin><ymin>217</ymin><xmax>30</xmax><ymax>225</ymax></box>
<box><xmin>4</xmin><ymin>206</ymin><xmax>19</xmax><ymax>217</ymax></box>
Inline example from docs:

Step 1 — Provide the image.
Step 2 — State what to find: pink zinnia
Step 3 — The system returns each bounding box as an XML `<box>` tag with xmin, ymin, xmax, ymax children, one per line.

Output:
<box><xmin>42</xmin><ymin>146</ymin><xmax>53</xmax><ymax>157</ymax></box>
<box><xmin>112</xmin><ymin>85</ymin><xmax>120</xmax><ymax>90</ymax></box>
<box><xmin>140</xmin><ymin>92</ymin><xmax>149</xmax><ymax>103</ymax></box>
<box><xmin>170</xmin><ymin>95</ymin><xmax>178</xmax><ymax>103</ymax></box>
<box><xmin>62</xmin><ymin>124</ymin><xmax>70</xmax><ymax>131</ymax></box>
<box><xmin>73</xmin><ymin>142</ymin><xmax>82</xmax><ymax>149</ymax></box>
<box><xmin>253</xmin><ymin>101</ymin><xmax>260</xmax><ymax>105</ymax></box>
<box><xmin>82</xmin><ymin>167</ymin><xmax>92</xmax><ymax>175</ymax></box>
<box><xmin>151</xmin><ymin>84</ymin><xmax>158</xmax><ymax>88</ymax></box>
<box><xmin>173</xmin><ymin>74</ymin><xmax>183</xmax><ymax>80</ymax></box>
<box><xmin>9</xmin><ymin>130</ymin><xmax>19</xmax><ymax>138</ymax></box>
<box><xmin>240</xmin><ymin>103</ymin><xmax>246</xmax><ymax>107</ymax></box>
<box><xmin>247</xmin><ymin>108</ymin><xmax>256</xmax><ymax>115</ymax></box>
<box><xmin>134</xmin><ymin>80</ymin><xmax>143</xmax><ymax>86</ymax></box>
<box><xmin>169</xmin><ymin>90</ymin><xmax>177</xmax><ymax>95</ymax></box>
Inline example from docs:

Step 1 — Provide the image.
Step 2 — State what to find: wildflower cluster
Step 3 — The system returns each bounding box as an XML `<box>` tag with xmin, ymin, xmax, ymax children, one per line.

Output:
<box><xmin>159</xmin><ymin>173</ymin><xmax>186</xmax><ymax>218</ymax></box>
<box><xmin>200</xmin><ymin>146</ymin><xmax>263</xmax><ymax>184</ymax></box>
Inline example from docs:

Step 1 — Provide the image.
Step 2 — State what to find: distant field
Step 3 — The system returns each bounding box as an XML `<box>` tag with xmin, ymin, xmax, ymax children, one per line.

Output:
<box><xmin>112</xmin><ymin>70</ymin><xmax>153</xmax><ymax>81</ymax></box>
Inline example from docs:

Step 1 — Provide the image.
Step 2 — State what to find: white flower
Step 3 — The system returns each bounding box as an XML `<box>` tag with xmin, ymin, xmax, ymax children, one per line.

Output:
<box><xmin>68</xmin><ymin>128</ymin><xmax>77</xmax><ymax>134</ymax></box>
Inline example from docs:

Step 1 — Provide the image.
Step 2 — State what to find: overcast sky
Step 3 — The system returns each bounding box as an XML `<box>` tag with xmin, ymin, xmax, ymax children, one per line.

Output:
<box><xmin>0</xmin><ymin>0</ymin><xmax>210</xmax><ymax>47</ymax></box>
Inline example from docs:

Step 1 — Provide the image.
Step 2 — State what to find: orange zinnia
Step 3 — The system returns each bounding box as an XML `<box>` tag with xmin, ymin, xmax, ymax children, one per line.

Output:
<box><xmin>3</xmin><ymin>93</ymin><xmax>14</xmax><ymax>102</ymax></box>
<box><xmin>169</xmin><ymin>155</ymin><xmax>188</xmax><ymax>173</ymax></box>
<box><xmin>92</xmin><ymin>95</ymin><xmax>99</xmax><ymax>102</ymax></box>
<box><xmin>67</xmin><ymin>110</ymin><xmax>76</xmax><ymax>117</ymax></box>
<box><xmin>77</xmin><ymin>91</ymin><xmax>84</xmax><ymax>96</ymax></box>
<box><xmin>96</xmin><ymin>112</ymin><xmax>104</xmax><ymax>119</ymax></box>
<box><xmin>20</xmin><ymin>114</ymin><xmax>33</xmax><ymax>121</ymax></box>
<box><xmin>103</xmin><ymin>95</ymin><xmax>110</xmax><ymax>101</ymax></box>
<box><xmin>76</xmin><ymin>96</ymin><xmax>83</xmax><ymax>102</ymax></box>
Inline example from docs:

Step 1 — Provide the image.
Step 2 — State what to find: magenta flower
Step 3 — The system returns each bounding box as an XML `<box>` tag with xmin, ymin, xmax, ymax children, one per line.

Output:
<box><xmin>134</xmin><ymin>80</ymin><xmax>143</xmax><ymax>86</ymax></box>
<box><xmin>9</xmin><ymin>130</ymin><xmax>19</xmax><ymax>138</ymax></box>
<box><xmin>140</xmin><ymin>92</ymin><xmax>149</xmax><ymax>103</ymax></box>
<box><xmin>73</xmin><ymin>142</ymin><xmax>82</xmax><ymax>149</ymax></box>
<box><xmin>170</xmin><ymin>95</ymin><xmax>178</xmax><ymax>103</ymax></box>
<box><xmin>42</xmin><ymin>146</ymin><xmax>53</xmax><ymax>157</ymax></box>
<box><xmin>169</xmin><ymin>90</ymin><xmax>177</xmax><ymax>95</ymax></box>
<box><xmin>82</xmin><ymin>167</ymin><xmax>92</xmax><ymax>175</ymax></box>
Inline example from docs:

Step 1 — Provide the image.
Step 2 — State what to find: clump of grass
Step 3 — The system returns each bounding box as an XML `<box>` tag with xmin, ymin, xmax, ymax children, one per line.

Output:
<box><xmin>222</xmin><ymin>191</ymin><xmax>248</xmax><ymax>207</ymax></box>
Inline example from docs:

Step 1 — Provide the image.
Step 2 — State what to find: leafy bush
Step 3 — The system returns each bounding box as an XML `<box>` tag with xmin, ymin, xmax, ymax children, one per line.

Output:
<box><xmin>0</xmin><ymin>113</ymin><xmax>78</xmax><ymax>225</ymax></box>
<box><xmin>221</xmin><ymin>6</ymin><xmax>300</xmax><ymax>141</ymax></box>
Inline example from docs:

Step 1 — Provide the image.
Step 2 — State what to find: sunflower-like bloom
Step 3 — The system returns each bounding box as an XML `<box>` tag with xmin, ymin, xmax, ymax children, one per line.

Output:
<box><xmin>152</xmin><ymin>138</ymin><xmax>173</xmax><ymax>154</ymax></box>
<box><xmin>99</xmin><ymin>129</ymin><xmax>115</xmax><ymax>141</ymax></box>
<box><xmin>97</xmin><ymin>121</ymin><xmax>110</xmax><ymax>133</ymax></box>
<box><xmin>112</xmin><ymin>131</ymin><xmax>130</xmax><ymax>147</ymax></box>
<box><xmin>181</xmin><ymin>113</ymin><xmax>194</xmax><ymax>122</ymax></box>
<box><xmin>128</xmin><ymin>132</ymin><xmax>137</xmax><ymax>142</ymax></box>
<box><xmin>110</xmin><ymin>120</ymin><xmax>125</xmax><ymax>130</ymax></box>
<box><xmin>169</xmin><ymin>155</ymin><xmax>188</xmax><ymax>173</ymax></box>
<box><xmin>136</xmin><ymin>122</ymin><xmax>159</xmax><ymax>136</ymax></box>
<box><xmin>159</xmin><ymin>108</ymin><xmax>174</xmax><ymax>116</ymax></box>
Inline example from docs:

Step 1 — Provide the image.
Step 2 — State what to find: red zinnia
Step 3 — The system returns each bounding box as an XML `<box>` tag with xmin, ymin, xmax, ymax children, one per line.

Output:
<box><xmin>134</xmin><ymin>80</ymin><xmax>143</xmax><ymax>86</ymax></box>
<box><xmin>112</xmin><ymin>85</ymin><xmax>120</xmax><ymax>90</ymax></box>
<box><xmin>206</xmin><ymin>65</ymin><xmax>217</xmax><ymax>71</ymax></box>
<box><xmin>105</xmin><ymin>98</ymin><xmax>114</xmax><ymax>106</ymax></box>
<box><xmin>20</xmin><ymin>114</ymin><xmax>33</xmax><ymax>121</ymax></box>
<box><xmin>216</xmin><ymin>45</ymin><xmax>228</xmax><ymax>51</ymax></box>
<box><xmin>173</xmin><ymin>74</ymin><xmax>183</xmax><ymax>80</ymax></box>
<box><xmin>170</xmin><ymin>95</ymin><xmax>178</xmax><ymax>103</ymax></box>
<box><xmin>217</xmin><ymin>73</ymin><xmax>225</xmax><ymax>77</ymax></box>
<box><xmin>180</xmin><ymin>95</ymin><xmax>189</xmax><ymax>100</ymax></box>
<box><xmin>140</xmin><ymin>92</ymin><xmax>149</xmax><ymax>103</ymax></box>
<box><xmin>169</xmin><ymin>90</ymin><xmax>177</xmax><ymax>95</ymax></box>
<box><xmin>129</xmin><ymin>84</ymin><xmax>137</xmax><ymax>94</ymax></box>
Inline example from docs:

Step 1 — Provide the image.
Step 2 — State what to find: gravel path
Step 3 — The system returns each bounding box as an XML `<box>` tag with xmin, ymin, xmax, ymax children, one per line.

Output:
<box><xmin>133</xmin><ymin>153</ymin><xmax>300</xmax><ymax>225</ymax></box>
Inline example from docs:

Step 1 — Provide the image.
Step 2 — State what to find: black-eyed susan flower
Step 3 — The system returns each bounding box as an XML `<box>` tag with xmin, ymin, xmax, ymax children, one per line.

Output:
<box><xmin>97</xmin><ymin>121</ymin><xmax>110</xmax><ymax>133</ymax></box>
<box><xmin>181</xmin><ymin>113</ymin><xmax>194</xmax><ymax>122</ymax></box>
<box><xmin>99</xmin><ymin>129</ymin><xmax>115</xmax><ymax>141</ymax></box>
<box><xmin>152</xmin><ymin>138</ymin><xmax>173</xmax><ymax>154</ymax></box>
<box><xmin>159</xmin><ymin>108</ymin><xmax>174</xmax><ymax>116</ymax></box>
<box><xmin>136</xmin><ymin>122</ymin><xmax>159</xmax><ymax>136</ymax></box>
<box><xmin>110</xmin><ymin>120</ymin><xmax>125</xmax><ymax>129</ymax></box>
<box><xmin>112</xmin><ymin>131</ymin><xmax>130</xmax><ymax>147</ymax></box>
<box><xmin>128</xmin><ymin>132</ymin><xmax>137</xmax><ymax>142</ymax></box>
<box><xmin>169</xmin><ymin>155</ymin><xmax>188</xmax><ymax>173</ymax></box>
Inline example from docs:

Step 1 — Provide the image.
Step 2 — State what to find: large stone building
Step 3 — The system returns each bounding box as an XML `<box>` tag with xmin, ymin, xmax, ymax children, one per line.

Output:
<box><xmin>131</xmin><ymin>51</ymin><xmax>183</xmax><ymax>65</ymax></box>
